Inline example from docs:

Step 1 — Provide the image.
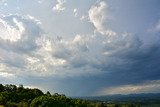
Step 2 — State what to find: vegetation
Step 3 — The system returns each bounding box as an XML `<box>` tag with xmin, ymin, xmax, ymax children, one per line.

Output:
<box><xmin>0</xmin><ymin>84</ymin><xmax>146</xmax><ymax>107</ymax></box>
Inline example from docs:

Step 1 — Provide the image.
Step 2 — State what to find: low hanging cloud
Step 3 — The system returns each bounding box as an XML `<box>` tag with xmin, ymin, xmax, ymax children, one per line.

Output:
<box><xmin>96</xmin><ymin>80</ymin><xmax>160</xmax><ymax>95</ymax></box>
<box><xmin>52</xmin><ymin>0</ymin><xmax>66</xmax><ymax>13</ymax></box>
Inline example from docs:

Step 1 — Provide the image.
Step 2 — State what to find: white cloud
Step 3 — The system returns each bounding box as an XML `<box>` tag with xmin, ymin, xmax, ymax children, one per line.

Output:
<box><xmin>73</xmin><ymin>8</ymin><xmax>78</xmax><ymax>17</ymax></box>
<box><xmin>0</xmin><ymin>0</ymin><xmax>6</xmax><ymax>3</ymax></box>
<box><xmin>88</xmin><ymin>1</ymin><xmax>116</xmax><ymax>36</ymax></box>
<box><xmin>0</xmin><ymin>17</ymin><xmax>25</xmax><ymax>42</ymax></box>
<box><xmin>38</xmin><ymin>0</ymin><xmax>43</xmax><ymax>4</ymax></box>
<box><xmin>27</xmin><ymin>15</ymin><xmax>42</xmax><ymax>25</ymax></box>
<box><xmin>0</xmin><ymin>14</ymin><xmax>43</xmax><ymax>52</ymax></box>
<box><xmin>0</xmin><ymin>63</ymin><xmax>16</xmax><ymax>79</ymax></box>
<box><xmin>0</xmin><ymin>63</ymin><xmax>7</xmax><ymax>71</ymax></box>
<box><xmin>3</xmin><ymin>2</ymin><xmax>7</xmax><ymax>6</ymax></box>
<box><xmin>0</xmin><ymin>72</ymin><xmax>15</xmax><ymax>78</ymax></box>
<box><xmin>52</xmin><ymin>0</ymin><xmax>66</xmax><ymax>12</ymax></box>
<box><xmin>0</xmin><ymin>0</ymin><xmax>7</xmax><ymax>6</ymax></box>
<box><xmin>0</xmin><ymin>14</ymin><xmax>45</xmax><ymax>76</ymax></box>
<box><xmin>96</xmin><ymin>80</ymin><xmax>160</xmax><ymax>95</ymax></box>
<box><xmin>80</xmin><ymin>15</ymin><xmax>88</xmax><ymax>21</ymax></box>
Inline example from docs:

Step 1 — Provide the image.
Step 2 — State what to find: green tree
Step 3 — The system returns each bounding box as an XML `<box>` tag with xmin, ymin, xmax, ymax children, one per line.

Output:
<box><xmin>0</xmin><ymin>84</ymin><xmax>4</xmax><ymax>92</ymax></box>
<box><xmin>46</xmin><ymin>91</ymin><xmax>51</xmax><ymax>96</ymax></box>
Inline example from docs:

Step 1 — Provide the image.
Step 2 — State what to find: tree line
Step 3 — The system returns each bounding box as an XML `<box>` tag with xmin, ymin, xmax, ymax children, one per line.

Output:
<box><xmin>0</xmin><ymin>84</ymin><xmax>139</xmax><ymax>107</ymax></box>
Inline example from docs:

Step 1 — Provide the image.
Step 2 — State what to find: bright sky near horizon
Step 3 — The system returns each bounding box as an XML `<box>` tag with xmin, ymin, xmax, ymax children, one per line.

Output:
<box><xmin>0</xmin><ymin>0</ymin><xmax>160</xmax><ymax>96</ymax></box>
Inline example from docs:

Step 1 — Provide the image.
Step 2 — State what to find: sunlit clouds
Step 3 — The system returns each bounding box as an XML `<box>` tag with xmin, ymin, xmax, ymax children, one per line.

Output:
<box><xmin>96</xmin><ymin>80</ymin><xmax>160</xmax><ymax>95</ymax></box>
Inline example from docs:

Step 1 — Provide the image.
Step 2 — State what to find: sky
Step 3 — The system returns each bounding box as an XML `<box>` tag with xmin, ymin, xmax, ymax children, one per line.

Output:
<box><xmin>0</xmin><ymin>0</ymin><xmax>160</xmax><ymax>96</ymax></box>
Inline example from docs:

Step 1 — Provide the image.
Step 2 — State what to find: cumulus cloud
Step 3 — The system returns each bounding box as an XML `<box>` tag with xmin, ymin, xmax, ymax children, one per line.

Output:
<box><xmin>0</xmin><ymin>14</ymin><xmax>90</xmax><ymax>77</ymax></box>
<box><xmin>1</xmin><ymin>17</ymin><xmax>159</xmax><ymax>79</ymax></box>
<box><xmin>0</xmin><ymin>14</ymin><xmax>44</xmax><ymax>77</ymax></box>
<box><xmin>0</xmin><ymin>2</ymin><xmax>145</xmax><ymax>78</ymax></box>
<box><xmin>0</xmin><ymin>3</ymin><xmax>159</xmax><ymax>83</ymax></box>
<box><xmin>52</xmin><ymin>0</ymin><xmax>66</xmax><ymax>12</ymax></box>
<box><xmin>0</xmin><ymin>18</ymin><xmax>24</xmax><ymax>42</ymax></box>
<box><xmin>29</xmin><ymin>32</ymin><xmax>143</xmax><ymax>77</ymax></box>
<box><xmin>28</xmin><ymin>34</ymin><xmax>92</xmax><ymax>76</ymax></box>
<box><xmin>0</xmin><ymin>14</ymin><xmax>43</xmax><ymax>53</ymax></box>
<box><xmin>88</xmin><ymin>1</ymin><xmax>116</xmax><ymax>36</ymax></box>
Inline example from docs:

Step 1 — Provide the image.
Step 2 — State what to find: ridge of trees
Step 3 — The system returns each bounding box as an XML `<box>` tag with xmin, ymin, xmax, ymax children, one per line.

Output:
<box><xmin>0</xmin><ymin>84</ymin><xmax>138</xmax><ymax>107</ymax></box>
<box><xmin>0</xmin><ymin>84</ymin><xmax>98</xmax><ymax>107</ymax></box>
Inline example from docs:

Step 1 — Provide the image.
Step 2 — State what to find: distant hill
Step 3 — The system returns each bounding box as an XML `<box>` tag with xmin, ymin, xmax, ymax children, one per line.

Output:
<box><xmin>78</xmin><ymin>93</ymin><xmax>160</xmax><ymax>104</ymax></box>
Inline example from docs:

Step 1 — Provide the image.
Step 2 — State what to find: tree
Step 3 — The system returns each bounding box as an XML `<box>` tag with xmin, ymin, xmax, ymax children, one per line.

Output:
<box><xmin>18</xmin><ymin>101</ymin><xmax>29</xmax><ymax>107</ymax></box>
<box><xmin>0</xmin><ymin>93</ymin><xmax>7</xmax><ymax>105</ymax></box>
<box><xmin>17</xmin><ymin>84</ymin><xmax>24</xmax><ymax>93</ymax></box>
<box><xmin>32</xmin><ymin>88</ymin><xmax>43</xmax><ymax>97</ymax></box>
<box><xmin>0</xmin><ymin>84</ymin><xmax>4</xmax><ymax>92</ymax></box>
<box><xmin>46</xmin><ymin>91</ymin><xmax>51</xmax><ymax>96</ymax></box>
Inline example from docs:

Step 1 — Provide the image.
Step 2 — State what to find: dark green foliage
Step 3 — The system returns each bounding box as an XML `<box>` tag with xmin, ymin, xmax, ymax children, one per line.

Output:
<box><xmin>0</xmin><ymin>84</ymin><xmax>139</xmax><ymax>107</ymax></box>
<box><xmin>30</xmin><ymin>95</ymin><xmax>69</xmax><ymax>107</ymax></box>
<box><xmin>0</xmin><ymin>84</ymin><xmax>4</xmax><ymax>92</ymax></box>
<box><xmin>46</xmin><ymin>91</ymin><xmax>51</xmax><ymax>96</ymax></box>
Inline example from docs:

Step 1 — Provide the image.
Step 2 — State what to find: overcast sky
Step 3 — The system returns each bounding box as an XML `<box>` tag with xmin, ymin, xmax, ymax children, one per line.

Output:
<box><xmin>0</xmin><ymin>0</ymin><xmax>160</xmax><ymax>96</ymax></box>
